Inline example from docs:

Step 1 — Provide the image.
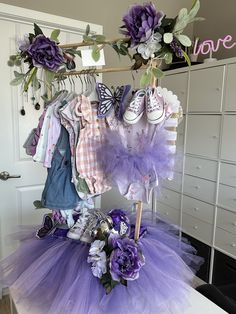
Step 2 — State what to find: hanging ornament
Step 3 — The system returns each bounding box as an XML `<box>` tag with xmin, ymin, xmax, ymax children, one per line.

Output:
<box><xmin>34</xmin><ymin>102</ymin><xmax>40</xmax><ymax>110</ymax></box>
<box><xmin>20</xmin><ymin>106</ymin><xmax>26</xmax><ymax>116</ymax></box>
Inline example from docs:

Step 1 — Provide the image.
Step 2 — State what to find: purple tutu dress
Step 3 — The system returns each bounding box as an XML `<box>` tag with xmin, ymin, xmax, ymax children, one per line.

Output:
<box><xmin>0</xmin><ymin>210</ymin><xmax>203</xmax><ymax>314</ymax></box>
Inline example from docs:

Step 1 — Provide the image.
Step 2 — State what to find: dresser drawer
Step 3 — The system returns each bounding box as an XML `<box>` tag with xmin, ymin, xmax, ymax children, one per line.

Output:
<box><xmin>221</xmin><ymin>115</ymin><xmax>236</xmax><ymax>162</ymax></box>
<box><xmin>183</xmin><ymin>175</ymin><xmax>216</xmax><ymax>203</ymax></box>
<box><xmin>182</xmin><ymin>195</ymin><xmax>214</xmax><ymax>224</ymax></box>
<box><xmin>218</xmin><ymin>184</ymin><xmax>236</xmax><ymax>210</ymax></box>
<box><xmin>161</xmin><ymin>72</ymin><xmax>188</xmax><ymax>112</ymax></box>
<box><xmin>157</xmin><ymin>188</ymin><xmax>181</xmax><ymax>210</ymax></box>
<box><xmin>161</xmin><ymin>172</ymin><xmax>182</xmax><ymax>192</ymax></box>
<box><xmin>182</xmin><ymin>213</ymin><xmax>213</xmax><ymax>244</ymax></box>
<box><xmin>188</xmin><ymin>66</ymin><xmax>224</xmax><ymax>112</ymax></box>
<box><xmin>185</xmin><ymin>156</ymin><xmax>218</xmax><ymax>181</ymax></box>
<box><xmin>217</xmin><ymin>207</ymin><xmax>236</xmax><ymax>235</ymax></box>
<box><xmin>215</xmin><ymin>227</ymin><xmax>236</xmax><ymax>257</ymax></box>
<box><xmin>156</xmin><ymin>201</ymin><xmax>180</xmax><ymax>225</ymax></box>
<box><xmin>186</xmin><ymin>115</ymin><xmax>221</xmax><ymax>159</ymax></box>
<box><xmin>224</xmin><ymin>63</ymin><xmax>236</xmax><ymax>111</ymax></box>
<box><xmin>220</xmin><ymin>162</ymin><xmax>236</xmax><ymax>187</ymax></box>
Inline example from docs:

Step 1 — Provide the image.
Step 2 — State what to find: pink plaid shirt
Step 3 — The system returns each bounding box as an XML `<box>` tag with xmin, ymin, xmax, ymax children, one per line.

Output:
<box><xmin>75</xmin><ymin>95</ymin><xmax>111</xmax><ymax>194</ymax></box>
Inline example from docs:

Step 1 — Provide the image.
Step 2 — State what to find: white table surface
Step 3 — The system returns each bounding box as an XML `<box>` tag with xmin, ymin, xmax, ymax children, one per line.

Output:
<box><xmin>10</xmin><ymin>287</ymin><xmax>227</xmax><ymax>314</ymax></box>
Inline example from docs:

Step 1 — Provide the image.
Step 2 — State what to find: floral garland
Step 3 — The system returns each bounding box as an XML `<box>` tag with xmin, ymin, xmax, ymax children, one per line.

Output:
<box><xmin>86</xmin><ymin>209</ymin><xmax>146</xmax><ymax>294</ymax></box>
<box><xmin>8</xmin><ymin>0</ymin><xmax>202</xmax><ymax>92</ymax></box>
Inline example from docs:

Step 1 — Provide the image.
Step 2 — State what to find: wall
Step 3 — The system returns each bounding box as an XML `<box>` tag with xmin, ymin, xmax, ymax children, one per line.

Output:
<box><xmin>1</xmin><ymin>0</ymin><xmax>194</xmax><ymax>209</ymax></box>
<box><xmin>193</xmin><ymin>0</ymin><xmax>236</xmax><ymax>60</ymax></box>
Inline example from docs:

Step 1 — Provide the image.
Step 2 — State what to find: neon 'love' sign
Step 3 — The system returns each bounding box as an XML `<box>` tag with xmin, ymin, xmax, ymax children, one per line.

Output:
<box><xmin>193</xmin><ymin>35</ymin><xmax>236</xmax><ymax>56</ymax></box>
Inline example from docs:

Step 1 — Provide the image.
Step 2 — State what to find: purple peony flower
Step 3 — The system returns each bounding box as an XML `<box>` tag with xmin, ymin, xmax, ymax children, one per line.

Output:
<box><xmin>108</xmin><ymin>209</ymin><xmax>130</xmax><ymax>236</ymax></box>
<box><xmin>18</xmin><ymin>34</ymin><xmax>30</xmax><ymax>52</ymax></box>
<box><xmin>109</xmin><ymin>238</ymin><xmax>145</xmax><ymax>282</ymax></box>
<box><xmin>122</xmin><ymin>2</ymin><xmax>164</xmax><ymax>47</ymax></box>
<box><xmin>27</xmin><ymin>35</ymin><xmax>64</xmax><ymax>71</ymax></box>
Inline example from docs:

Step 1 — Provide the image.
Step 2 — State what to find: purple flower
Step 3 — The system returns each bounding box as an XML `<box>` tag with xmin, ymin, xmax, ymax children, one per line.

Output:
<box><xmin>108</xmin><ymin>209</ymin><xmax>130</xmax><ymax>236</ymax></box>
<box><xmin>170</xmin><ymin>37</ymin><xmax>183</xmax><ymax>58</ymax></box>
<box><xmin>87</xmin><ymin>240</ymin><xmax>107</xmax><ymax>278</ymax></box>
<box><xmin>122</xmin><ymin>2</ymin><xmax>164</xmax><ymax>47</ymax></box>
<box><xmin>27</xmin><ymin>35</ymin><xmax>64</xmax><ymax>71</ymax></box>
<box><xmin>110</xmin><ymin>238</ymin><xmax>145</xmax><ymax>281</ymax></box>
<box><xmin>18</xmin><ymin>34</ymin><xmax>30</xmax><ymax>52</ymax></box>
<box><xmin>130</xmin><ymin>224</ymin><xmax>147</xmax><ymax>240</ymax></box>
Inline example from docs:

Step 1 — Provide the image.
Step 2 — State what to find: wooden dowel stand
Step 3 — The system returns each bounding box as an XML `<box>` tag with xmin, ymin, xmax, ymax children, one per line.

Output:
<box><xmin>134</xmin><ymin>201</ymin><xmax>143</xmax><ymax>241</ymax></box>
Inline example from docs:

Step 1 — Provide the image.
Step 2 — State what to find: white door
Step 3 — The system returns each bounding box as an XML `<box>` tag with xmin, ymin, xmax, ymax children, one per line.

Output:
<box><xmin>0</xmin><ymin>3</ymin><xmax>102</xmax><ymax>259</ymax></box>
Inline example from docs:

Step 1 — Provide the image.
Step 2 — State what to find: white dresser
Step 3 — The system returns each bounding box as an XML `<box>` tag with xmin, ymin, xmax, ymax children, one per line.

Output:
<box><xmin>157</xmin><ymin>57</ymin><xmax>236</xmax><ymax>283</ymax></box>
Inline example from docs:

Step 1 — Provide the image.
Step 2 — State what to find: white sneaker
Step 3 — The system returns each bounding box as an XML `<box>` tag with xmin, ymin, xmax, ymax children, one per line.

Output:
<box><xmin>146</xmin><ymin>88</ymin><xmax>165</xmax><ymax>124</ymax></box>
<box><xmin>123</xmin><ymin>89</ymin><xmax>146</xmax><ymax>124</ymax></box>
<box><xmin>67</xmin><ymin>208</ymin><xmax>90</xmax><ymax>240</ymax></box>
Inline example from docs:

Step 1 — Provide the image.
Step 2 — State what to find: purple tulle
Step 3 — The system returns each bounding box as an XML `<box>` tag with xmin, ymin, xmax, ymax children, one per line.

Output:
<box><xmin>0</xmin><ymin>211</ymin><xmax>203</xmax><ymax>314</ymax></box>
<box><xmin>97</xmin><ymin>128</ymin><xmax>174</xmax><ymax>195</ymax></box>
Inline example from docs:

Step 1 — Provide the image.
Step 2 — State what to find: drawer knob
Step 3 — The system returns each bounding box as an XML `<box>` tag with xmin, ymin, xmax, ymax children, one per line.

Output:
<box><xmin>216</xmin><ymin>87</ymin><xmax>221</xmax><ymax>91</ymax></box>
<box><xmin>165</xmin><ymin>212</ymin><xmax>169</xmax><ymax>216</ymax></box>
<box><xmin>233</xmin><ymin>222</ymin><xmax>236</xmax><ymax>226</ymax></box>
<box><xmin>194</xmin><ymin>185</ymin><xmax>200</xmax><ymax>190</ymax></box>
<box><xmin>231</xmin><ymin>243</ymin><xmax>236</xmax><ymax>247</ymax></box>
<box><xmin>194</xmin><ymin>207</ymin><xmax>199</xmax><ymax>211</ymax></box>
<box><xmin>193</xmin><ymin>225</ymin><xmax>198</xmax><ymax>230</ymax></box>
<box><xmin>180</xmin><ymin>91</ymin><xmax>185</xmax><ymax>95</ymax></box>
<box><xmin>196</xmin><ymin>165</ymin><xmax>202</xmax><ymax>170</ymax></box>
<box><xmin>212</xmin><ymin>135</ymin><xmax>218</xmax><ymax>139</ymax></box>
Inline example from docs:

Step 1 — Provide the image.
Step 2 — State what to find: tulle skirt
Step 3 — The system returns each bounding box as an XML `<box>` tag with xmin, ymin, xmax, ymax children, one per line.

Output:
<box><xmin>0</xmin><ymin>213</ymin><xmax>203</xmax><ymax>314</ymax></box>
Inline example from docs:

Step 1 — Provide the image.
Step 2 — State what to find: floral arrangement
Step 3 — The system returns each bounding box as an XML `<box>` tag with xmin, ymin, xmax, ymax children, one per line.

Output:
<box><xmin>87</xmin><ymin>209</ymin><xmax>146</xmax><ymax>294</ymax></box>
<box><xmin>8</xmin><ymin>23</ymin><xmax>79</xmax><ymax>92</ymax></box>
<box><xmin>8</xmin><ymin>0</ymin><xmax>203</xmax><ymax>92</ymax></box>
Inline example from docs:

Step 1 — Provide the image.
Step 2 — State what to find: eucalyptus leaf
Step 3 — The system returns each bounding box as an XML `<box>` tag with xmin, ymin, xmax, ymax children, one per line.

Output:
<box><xmin>45</xmin><ymin>69</ymin><xmax>56</xmax><ymax>86</ymax></box>
<box><xmin>140</xmin><ymin>70</ymin><xmax>152</xmax><ymax>88</ymax></box>
<box><xmin>152</xmin><ymin>67</ymin><xmax>164</xmax><ymax>79</ymax></box>
<box><xmin>173</xmin><ymin>17</ymin><xmax>189</xmax><ymax>33</ymax></box>
<box><xmin>181</xmin><ymin>49</ymin><xmax>191</xmax><ymax>67</ymax></box>
<box><xmin>188</xmin><ymin>0</ymin><xmax>200</xmax><ymax>21</ymax></box>
<box><xmin>92</xmin><ymin>45</ymin><xmax>100</xmax><ymax>62</ymax></box>
<box><xmin>83</xmin><ymin>35</ymin><xmax>94</xmax><ymax>43</ymax></box>
<box><xmin>164</xmin><ymin>52</ymin><xmax>173</xmax><ymax>64</ymax></box>
<box><xmin>176</xmin><ymin>34</ymin><xmax>192</xmax><ymax>47</ymax></box>
<box><xmin>24</xmin><ymin>67</ymin><xmax>37</xmax><ymax>92</ymax></box>
<box><xmin>93</xmin><ymin>35</ymin><xmax>106</xmax><ymax>43</ymax></box>
<box><xmin>177</xmin><ymin>8</ymin><xmax>188</xmax><ymax>21</ymax></box>
<box><xmin>85</xmin><ymin>24</ymin><xmax>90</xmax><ymax>36</ymax></box>
<box><xmin>32</xmin><ymin>74</ymin><xmax>41</xmax><ymax>90</ymax></box>
<box><xmin>163</xmin><ymin>33</ymin><xmax>173</xmax><ymax>44</ymax></box>
<box><xmin>50</xmin><ymin>29</ymin><xmax>60</xmax><ymax>42</ymax></box>
<box><xmin>10</xmin><ymin>76</ymin><xmax>25</xmax><ymax>86</ymax></box>
<box><xmin>34</xmin><ymin>23</ymin><xmax>43</xmax><ymax>36</ymax></box>
<box><xmin>14</xmin><ymin>71</ymin><xmax>25</xmax><ymax>78</ymax></box>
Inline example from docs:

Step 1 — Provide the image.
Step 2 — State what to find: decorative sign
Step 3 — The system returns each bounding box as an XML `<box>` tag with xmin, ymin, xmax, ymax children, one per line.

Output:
<box><xmin>193</xmin><ymin>35</ymin><xmax>236</xmax><ymax>56</ymax></box>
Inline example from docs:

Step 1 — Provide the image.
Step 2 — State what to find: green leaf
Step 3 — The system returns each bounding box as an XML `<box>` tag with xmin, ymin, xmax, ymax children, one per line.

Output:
<box><xmin>14</xmin><ymin>71</ymin><xmax>25</xmax><ymax>78</ymax></box>
<box><xmin>10</xmin><ymin>55</ymin><xmax>17</xmax><ymax>61</ymax></box>
<box><xmin>164</xmin><ymin>52</ymin><xmax>173</xmax><ymax>64</ymax></box>
<box><xmin>50</xmin><ymin>29</ymin><xmax>60</xmax><ymax>42</ymax></box>
<box><xmin>83</xmin><ymin>35</ymin><xmax>94</xmax><ymax>43</ymax></box>
<box><xmin>34</xmin><ymin>23</ymin><xmax>43</xmax><ymax>36</ymax></box>
<box><xmin>163</xmin><ymin>32</ymin><xmax>173</xmax><ymax>44</ymax></box>
<box><xmin>188</xmin><ymin>0</ymin><xmax>200</xmax><ymax>21</ymax></box>
<box><xmin>32</xmin><ymin>74</ymin><xmax>41</xmax><ymax>90</ymax></box>
<box><xmin>178</xmin><ymin>8</ymin><xmax>188</xmax><ymax>21</ymax></box>
<box><xmin>91</xmin><ymin>45</ymin><xmax>100</xmax><ymax>62</ymax></box>
<box><xmin>93</xmin><ymin>35</ymin><xmax>106</xmax><ymax>43</ymax></box>
<box><xmin>85</xmin><ymin>24</ymin><xmax>90</xmax><ymax>36</ymax></box>
<box><xmin>23</xmin><ymin>67</ymin><xmax>37</xmax><ymax>92</ymax></box>
<box><xmin>45</xmin><ymin>69</ymin><xmax>56</xmax><ymax>86</ymax></box>
<box><xmin>10</xmin><ymin>76</ymin><xmax>24</xmax><ymax>86</ymax></box>
<box><xmin>173</xmin><ymin>17</ymin><xmax>189</xmax><ymax>33</ymax></box>
<box><xmin>181</xmin><ymin>49</ymin><xmax>191</xmax><ymax>66</ymax></box>
<box><xmin>152</xmin><ymin>67</ymin><xmax>164</xmax><ymax>79</ymax></box>
<box><xmin>176</xmin><ymin>34</ymin><xmax>192</xmax><ymax>47</ymax></box>
<box><xmin>140</xmin><ymin>70</ymin><xmax>152</xmax><ymax>88</ymax></box>
<box><xmin>7</xmin><ymin>60</ymin><xmax>14</xmax><ymax>67</ymax></box>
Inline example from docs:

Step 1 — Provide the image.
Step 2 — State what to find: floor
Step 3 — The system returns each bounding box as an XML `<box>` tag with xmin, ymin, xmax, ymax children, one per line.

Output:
<box><xmin>0</xmin><ymin>295</ymin><xmax>11</xmax><ymax>314</ymax></box>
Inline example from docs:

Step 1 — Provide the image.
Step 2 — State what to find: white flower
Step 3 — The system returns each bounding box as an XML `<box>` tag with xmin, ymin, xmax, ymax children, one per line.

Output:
<box><xmin>88</xmin><ymin>240</ymin><xmax>107</xmax><ymax>278</ymax></box>
<box><xmin>137</xmin><ymin>33</ymin><xmax>162</xmax><ymax>59</ymax></box>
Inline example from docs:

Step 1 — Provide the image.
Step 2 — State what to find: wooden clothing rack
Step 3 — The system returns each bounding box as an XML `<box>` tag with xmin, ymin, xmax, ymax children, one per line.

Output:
<box><xmin>57</xmin><ymin>38</ymin><xmax>159</xmax><ymax>241</ymax></box>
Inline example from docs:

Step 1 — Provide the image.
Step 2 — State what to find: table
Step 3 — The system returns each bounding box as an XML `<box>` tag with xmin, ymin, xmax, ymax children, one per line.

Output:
<box><xmin>10</xmin><ymin>287</ymin><xmax>227</xmax><ymax>314</ymax></box>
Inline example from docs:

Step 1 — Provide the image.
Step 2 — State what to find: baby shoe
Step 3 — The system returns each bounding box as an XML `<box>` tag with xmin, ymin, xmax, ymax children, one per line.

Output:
<box><xmin>67</xmin><ymin>208</ymin><xmax>91</xmax><ymax>240</ymax></box>
<box><xmin>123</xmin><ymin>89</ymin><xmax>146</xmax><ymax>124</ymax></box>
<box><xmin>146</xmin><ymin>87</ymin><xmax>165</xmax><ymax>124</ymax></box>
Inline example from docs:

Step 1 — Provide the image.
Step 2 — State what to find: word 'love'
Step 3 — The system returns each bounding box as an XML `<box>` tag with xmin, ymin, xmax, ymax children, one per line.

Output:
<box><xmin>193</xmin><ymin>35</ymin><xmax>236</xmax><ymax>55</ymax></box>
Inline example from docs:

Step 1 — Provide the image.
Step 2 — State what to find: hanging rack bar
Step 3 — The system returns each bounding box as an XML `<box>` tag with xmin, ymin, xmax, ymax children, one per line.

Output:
<box><xmin>55</xmin><ymin>65</ymin><xmax>149</xmax><ymax>76</ymax></box>
<box><xmin>59</xmin><ymin>37</ymin><xmax>129</xmax><ymax>49</ymax></box>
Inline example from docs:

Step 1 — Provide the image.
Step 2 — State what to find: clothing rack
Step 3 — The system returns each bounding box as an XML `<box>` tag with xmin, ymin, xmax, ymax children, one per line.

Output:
<box><xmin>57</xmin><ymin>38</ymin><xmax>161</xmax><ymax>241</ymax></box>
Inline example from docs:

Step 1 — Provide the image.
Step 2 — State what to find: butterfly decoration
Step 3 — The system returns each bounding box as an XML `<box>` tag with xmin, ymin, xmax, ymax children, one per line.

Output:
<box><xmin>96</xmin><ymin>83</ymin><xmax>131</xmax><ymax>120</ymax></box>
<box><xmin>36</xmin><ymin>214</ymin><xmax>56</xmax><ymax>239</ymax></box>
